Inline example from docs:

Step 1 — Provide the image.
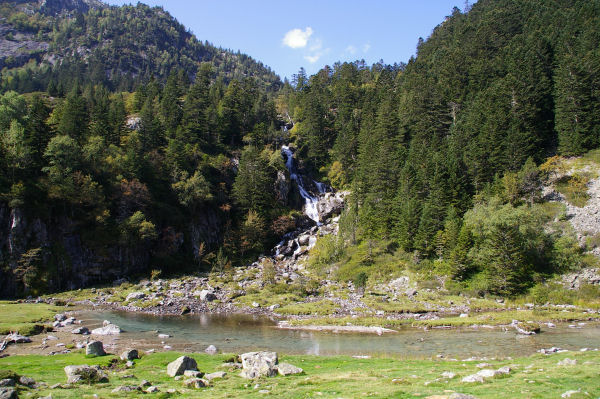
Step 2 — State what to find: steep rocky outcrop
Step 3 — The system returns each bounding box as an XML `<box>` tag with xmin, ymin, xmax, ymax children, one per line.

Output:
<box><xmin>0</xmin><ymin>203</ymin><xmax>220</xmax><ymax>297</ymax></box>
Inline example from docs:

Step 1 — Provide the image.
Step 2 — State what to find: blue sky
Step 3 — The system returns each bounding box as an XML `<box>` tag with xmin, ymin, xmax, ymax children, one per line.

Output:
<box><xmin>104</xmin><ymin>0</ymin><xmax>475</xmax><ymax>80</ymax></box>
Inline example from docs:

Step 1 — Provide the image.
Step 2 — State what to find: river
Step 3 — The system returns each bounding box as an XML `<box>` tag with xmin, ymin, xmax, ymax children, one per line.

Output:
<box><xmin>79</xmin><ymin>311</ymin><xmax>600</xmax><ymax>358</ymax></box>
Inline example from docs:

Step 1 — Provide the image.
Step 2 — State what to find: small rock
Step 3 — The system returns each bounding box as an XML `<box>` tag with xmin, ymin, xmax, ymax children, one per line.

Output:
<box><xmin>496</xmin><ymin>366</ymin><xmax>511</xmax><ymax>375</ymax></box>
<box><xmin>183</xmin><ymin>370</ymin><xmax>204</xmax><ymax>378</ymax></box>
<box><xmin>461</xmin><ymin>374</ymin><xmax>484</xmax><ymax>383</ymax></box>
<box><xmin>476</xmin><ymin>369</ymin><xmax>498</xmax><ymax>378</ymax></box>
<box><xmin>126</xmin><ymin>361</ymin><xmax>134</xmax><ymax>368</ymax></box>
<box><xmin>157</xmin><ymin>334</ymin><xmax>170</xmax><ymax>339</ymax></box>
<box><xmin>204</xmin><ymin>371</ymin><xmax>227</xmax><ymax>381</ymax></box>
<box><xmin>183</xmin><ymin>378</ymin><xmax>208</xmax><ymax>388</ymax></box>
<box><xmin>449</xmin><ymin>394</ymin><xmax>478</xmax><ymax>399</ymax></box>
<box><xmin>259</xmin><ymin>390</ymin><xmax>270</xmax><ymax>394</ymax></box>
<box><xmin>167</xmin><ymin>356</ymin><xmax>198</xmax><ymax>377</ymax></box>
<box><xmin>0</xmin><ymin>388</ymin><xmax>18</xmax><ymax>399</ymax></box>
<box><xmin>251</xmin><ymin>302</ymin><xmax>260</xmax><ymax>308</ymax></box>
<box><xmin>199</xmin><ymin>290</ymin><xmax>217</xmax><ymax>302</ymax></box>
<box><xmin>277</xmin><ymin>362</ymin><xmax>303</xmax><ymax>376</ymax></box>
<box><xmin>18</xmin><ymin>376</ymin><xmax>36</xmax><ymax>387</ymax></box>
<box><xmin>441</xmin><ymin>371</ymin><xmax>456</xmax><ymax>379</ymax></box>
<box><xmin>86</xmin><ymin>341</ymin><xmax>106</xmax><ymax>357</ymax></box>
<box><xmin>557</xmin><ymin>358</ymin><xmax>577</xmax><ymax>366</ymax></box>
<box><xmin>126</xmin><ymin>292</ymin><xmax>146</xmax><ymax>302</ymax></box>
<box><xmin>71</xmin><ymin>327</ymin><xmax>89</xmax><ymax>335</ymax></box>
<box><xmin>269</xmin><ymin>304</ymin><xmax>280</xmax><ymax>311</ymax></box>
<box><xmin>205</xmin><ymin>345</ymin><xmax>218</xmax><ymax>354</ymax></box>
<box><xmin>55</xmin><ymin>314</ymin><xmax>67</xmax><ymax>322</ymax></box>
<box><xmin>120</xmin><ymin>349</ymin><xmax>139</xmax><ymax>361</ymax></box>
<box><xmin>561</xmin><ymin>389</ymin><xmax>581</xmax><ymax>398</ymax></box>
<box><xmin>0</xmin><ymin>380</ymin><xmax>14</xmax><ymax>388</ymax></box>
<box><xmin>112</xmin><ymin>385</ymin><xmax>140</xmax><ymax>392</ymax></box>
<box><xmin>476</xmin><ymin>363</ymin><xmax>491</xmax><ymax>368</ymax></box>
<box><xmin>91</xmin><ymin>324</ymin><xmax>122</xmax><ymax>335</ymax></box>
<box><xmin>180</xmin><ymin>305</ymin><xmax>191</xmax><ymax>315</ymax></box>
<box><xmin>459</xmin><ymin>313</ymin><xmax>469</xmax><ymax>318</ymax></box>
<box><xmin>146</xmin><ymin>386</ymin><xmax>159</xmax><ymax>393</ymax></box>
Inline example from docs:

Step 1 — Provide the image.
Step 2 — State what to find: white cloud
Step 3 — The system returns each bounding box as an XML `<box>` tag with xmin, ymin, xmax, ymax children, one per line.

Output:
<box><xmin>345</xmin><ymin>45</ymin><xmax>357</xmax><ymax>55</ymax></box>
<box><xmin>304</xmin><ymin>54</ymin><xmax>321</xmax><ymax>63</ymax></box>
<box><xmin>309</xmin><ymin>38</ymin><xmax>323</xmax><ymax>52</ymax></box>
<box><xmin>362</xmin><ymin>43</ymin><xmax>371</xmax><ymax>53</ymax></box>
<box><xmin>282</xmin><ymin>27</ymin><xmax>313</xmax><ymax>49</ymax></box>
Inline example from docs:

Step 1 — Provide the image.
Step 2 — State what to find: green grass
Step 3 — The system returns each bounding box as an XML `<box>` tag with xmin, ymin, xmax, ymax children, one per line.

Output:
<box><xmin>287</xmin><ymin>308</ymin><xmax>596</xmax><ymax>329</ymax></box>
<box><xmin>277</xmin><ymin>299</ymin><xmax>341</xmax><ymax>316</ymax></box>
<box><xmin>0</xmin><ymin>301</ymin><xmax>64</xmax><ymax>336</ymax></box>
<box><xmin>0</xmin><ymin>350</ymin><xmax>598</xmax><ymax>398</ymax></box>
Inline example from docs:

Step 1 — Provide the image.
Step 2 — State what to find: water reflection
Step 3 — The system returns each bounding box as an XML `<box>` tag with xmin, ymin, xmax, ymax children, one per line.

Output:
<box><xmin>78</xmin><ymin>311</ymin><xmax>600</xmax><ymax>358</ymax></box>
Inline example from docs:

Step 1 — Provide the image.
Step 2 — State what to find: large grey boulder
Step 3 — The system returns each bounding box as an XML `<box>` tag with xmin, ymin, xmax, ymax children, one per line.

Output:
<box><xmin>277</xmin><ymin>362</ymin><xmax>303</xmax><ymax>376</ymax></box>
<box><xmin>166</xmin><ymin>356</ymin><xmax>197</xmax><ymax>377</ymax></box>
<box><xmin>240</xmin><ymin>351</ymin><xmax>278</xmax><ymax>379</ymax></box>
<box><xmin>204</xmin><ymin>371</ymin><xmax>226</xmax><ymax>381</ymax></box>
<box><xmin>86</xmin><ymin>341</ymin><xmax>106</xmax><ymax>356</ymax></box>
<box><xmin>64</xmin><ymin>365</ymin><xmax>108</xmax><ymax>384</ymax></box>
<box><xmin>91</xmin><ymin>323</ymin><xmax>122</xmax><ymax>335</ymax></box>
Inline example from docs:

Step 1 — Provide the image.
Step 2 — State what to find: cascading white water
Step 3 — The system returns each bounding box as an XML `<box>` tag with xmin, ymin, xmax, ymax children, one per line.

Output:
<box><xmin>281</xmin><ymin>145</ymin><xmax>321</xmax><ymax>224</ymax></box>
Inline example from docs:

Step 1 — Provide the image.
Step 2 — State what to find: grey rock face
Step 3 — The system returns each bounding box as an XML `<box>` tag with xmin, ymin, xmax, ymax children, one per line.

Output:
<box><xmin>85</xmin><ymin>341</ymin><xmax>106</xmax><ymax>356</ymax></box>
<box><xmin>166</xmin><ymin>356</ymin><xmax>198</xmax><ymax>377</ymax></box>
<box><xmin>240</xmin><ymin>351</ymin><xmax>278</xmax><ymax>379</ymax></box>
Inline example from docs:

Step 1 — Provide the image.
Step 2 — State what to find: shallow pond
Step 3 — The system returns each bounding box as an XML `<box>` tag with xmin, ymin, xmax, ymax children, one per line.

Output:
<box><xmin>80</xmin><ymin>311</ymin><xmax>600</xmax><ymax>358</ymax></box>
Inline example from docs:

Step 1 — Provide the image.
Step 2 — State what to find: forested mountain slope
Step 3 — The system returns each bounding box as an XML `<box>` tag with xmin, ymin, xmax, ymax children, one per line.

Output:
<box><xmin>0</xmin><ymin>0</ymin><xmax>282</xmax><ymax>92</ymax></box>
<box><xmin>284</xmin><ymin>0</ymin><xmax>600</xmax><ymax>296</ymax></box>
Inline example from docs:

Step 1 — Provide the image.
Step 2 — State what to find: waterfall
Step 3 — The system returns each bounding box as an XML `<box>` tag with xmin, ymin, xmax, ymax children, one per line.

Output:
<box><xmin>281</xmin><ymin>145</ymin><xmax>321</xmax><ymax>224</ymax></box>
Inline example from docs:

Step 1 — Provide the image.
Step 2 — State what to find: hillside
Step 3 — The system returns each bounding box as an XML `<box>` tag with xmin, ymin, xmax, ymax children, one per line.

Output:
<box><xmin>1</xmin><ymin>0</ymin><xmax>600</xmax><ymax>300</ymax></box>
<box><xmin>0</xmin><ymin>0</ymin><xmax>282</xmax><ymax>92</ymax></box>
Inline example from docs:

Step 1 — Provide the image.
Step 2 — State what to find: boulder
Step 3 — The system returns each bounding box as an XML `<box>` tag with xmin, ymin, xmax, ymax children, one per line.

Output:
<box><xmin>18</xmin><ymin>376</ymin><xmax>35</xmax><ymax>387</ymax></box>
<box><xmin>204</xmin><ymin>371</ymin><xmax>227</xmax><ymax>381</ymax></box>
<box><xmin>183</xmin><ymin>378</ymin><xmax>208</xmax><ymax>388</ymax></box>
<box><xmin>199</xmin><ymin>290</ymin><xmax>217</xmax><ymax>302</ymax></box>
<box><xmin>112</xmin><ymin>386</ymin><xmax>140</xmax><ymax>393</ymax></box>
<box><xmin>54</xmin><ymin>314</ymin><xmax>67</xmax><ymax>322</ymax></box>
<box><xmin>0</xmin><ymin>381</ymin><xmax>14</xmax><ymax>388</ymax></box>
<box><xmin>513</xmin><ymin>321</ymin><xmax>540</xmax><ymax>335</ymax></box>
<box><xmin>91</xmin><ymin>323</ymin><xmax>122</xmax><ymax>335</ymax></box>
<box><xmin>86</xmin><ymin>341</ymin><xmax>106</xmax><ymax>357</ymax></box>
<box><xmin>441</xmin><ymin>371</ymin><xmax>456</xmax><ymax>379</ymax></box>
<box><xmin>3</xmin><ymin>333</ymin><xmax>31</xmax><ymax>344</ymax></box>
<box><xmin>277</xmin><ymin>362</ymin><xmax>303</xmax><ymax>376</ymax></box>
<box><xmin>64</xmin><ymin>365</ymin><xmax>109</xmax><ymax>384</ymax></box>
<box><xmin>240</xmin><ymin>351</ymin><xmax>278</xmax><ymax>379</ymax></box>
<box><xmin>183</xmin><ymin>370</ymin><xmax>204</xmax><ymax>378</ymax></box>
<box><xmin>71</xmin><ymin>327</ymin><xmax>89</xmax><ymax>335</ymax></box>
<box><xmin>120</xmin><ymin>349</ymin><xmax>139</xmax><ymax>361</ymax></box>
<box><xmin>126</xmin><ymin>292</ymin><xmax>146</xmax><ymax>302</ymax></box>
<box><xmin>461</xmin><ymin>374</ymin><xmax>484</xmax><ymax>383</ymax></box>
<box><xmin>0</xmin><ymin>388</ymin><xmax>17</xmax><ymax>399</ymax></box>
<box><xmin>166</xmin><ymin>356</ymin><xmax>197</xmax><ymax>377</ymax></box>
<box><xmin>558</xmin><ymin>358</ymin><xmax>577</xmax><ymax>366</ymax></box>
<box><xmin>146</xmin><ymin>386</ymin><xmax>159</xmax><ymax>393</ymax></box>
<box><xmin>204</xmin><ymin>345</ymin><xmax>218</xmax><ymax>355</ymax></box>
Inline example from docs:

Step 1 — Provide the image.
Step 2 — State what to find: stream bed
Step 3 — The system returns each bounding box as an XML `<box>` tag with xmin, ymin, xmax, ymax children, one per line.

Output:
<box><xmin>80</xmin><ymin>311</ymin><xmax>600</xmax><ymax>358</ymax></box>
